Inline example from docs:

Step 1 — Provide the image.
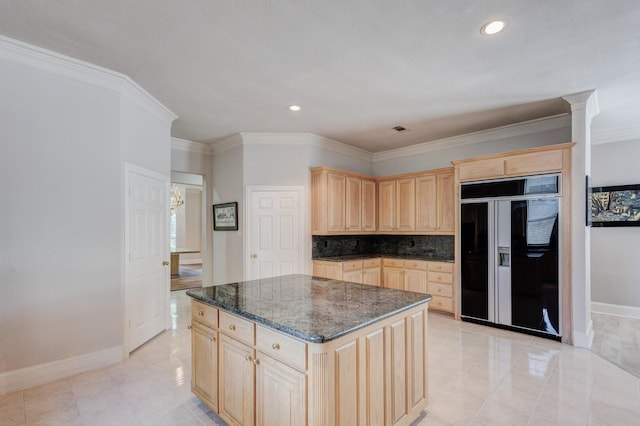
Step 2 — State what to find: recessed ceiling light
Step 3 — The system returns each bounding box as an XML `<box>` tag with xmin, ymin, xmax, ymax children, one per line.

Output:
<box><xmin>480</xmin><ymin>20</ymin><xmax>505</xmax><ymax>35</ymax></box>
<box><xmin>288</xmin><ymin>105</ymin><xmax>301</xmax><ymax>112</ymax></box>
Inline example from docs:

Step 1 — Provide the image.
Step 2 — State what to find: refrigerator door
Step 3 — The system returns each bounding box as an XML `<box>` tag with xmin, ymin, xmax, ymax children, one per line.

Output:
<box><xmin>460</xmin><ymin>203</ymin><xmax>490</xmax><ymax>321</ymax></box>
<box><xmin>496</xmin><ymin>201</ymin><xmax>512</xmax><ymax>326</ymax></box>
<box><xmin>510</xmin><ymin>199</ymin><xmax>560</xmax><ymax>335</ymax></box>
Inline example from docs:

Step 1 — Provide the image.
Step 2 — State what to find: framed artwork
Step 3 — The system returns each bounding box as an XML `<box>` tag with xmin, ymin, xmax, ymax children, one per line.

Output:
<box><xmin>591</xmin><ymin>184</ymin><xmax>640</xmax><ymax>227</ymax></box>
<box><xmin>213</xmin><ymin>202</ymin><xmax>238</xmax><ymax>231</ymax></box>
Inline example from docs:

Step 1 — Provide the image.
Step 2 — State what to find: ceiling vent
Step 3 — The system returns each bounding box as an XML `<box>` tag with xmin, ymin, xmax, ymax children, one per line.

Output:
<box><xmin>392</xmin><ymin>125</ymin><xmax>408</xmax><ymax>132</ymax></box>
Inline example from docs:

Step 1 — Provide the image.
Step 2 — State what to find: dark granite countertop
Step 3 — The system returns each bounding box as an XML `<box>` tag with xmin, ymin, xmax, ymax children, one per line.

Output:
<box><xmin>313</xmin><ymin>254</ymin><xmax>454</xmax><ymax>262</ymax></box>
<box><xmin>187</xmin><ymin>274</ymin><xmax>431</xmax><ymax>344</ymax></box>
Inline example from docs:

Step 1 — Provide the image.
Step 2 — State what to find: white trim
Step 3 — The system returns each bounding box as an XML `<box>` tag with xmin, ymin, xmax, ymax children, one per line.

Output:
<box><xmin>572</xmin><ymin>319</ymin><xmax>594</xmax><ymax>349</ymax></box>
<box><xmin>591</xmin><ymin>302</ymin><xmax>640</xmax><ymax>319</ymax></box>
<box><xmin>592</xmin><ymin>127</ymin><xmax>640</xmax><ymax>145</ymax></box>
<box><xmin>244</xmin><ymin>186</ymin><xmax>305</xmax><ymax>280</ymax></box>
<box><xmin>373</xmin><ymin>114</ymin><xmax>571</xmax><ymax>162</ymax></box>
<box><xmin>0</xmin><ymin>346</ymin><xmax>123</xmax><ymax>395</ymax></box>
<box><xmin>210</xmin><ymin>134</ymin><xmax>244</xmax><ymax>155</ymax></box>
<box><xmin>0</xmin><ymin>34</ymin><xmax>176</xmax><ymax>124</ymax></box>
<box><xmin>171</xmin><ymin>137</ymin><xmax>213</xmax><ymax>155</ymax></box>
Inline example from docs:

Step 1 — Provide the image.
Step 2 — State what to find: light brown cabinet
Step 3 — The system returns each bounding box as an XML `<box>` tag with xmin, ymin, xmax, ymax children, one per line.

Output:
<box><xmin>436</xmin><ymin>172</ymin><xmax>455</xmax><ymax>233</ymax></box>
<box><xmin>426</xmin><ymin>261</ymin><xmax>454</xmax><ymax>313</ymax></box>
<box><xmin>313</xmin><ymin>258</ymin><xmax>382</xmax><ymax>286</ymax></box>
<box><xmin>191</xmin><ymin>298</ymin><xmax>429</xmax><ymax>426</ymax></box>
<box><xmin>311</xmin><ymin>167</ymin><xmax>376</xmax><ymax>234</ymax></box>
<box><xmin>415</xmin><ymin>175</ymin><xmax>437</xmax><ymax>232</ymax></box>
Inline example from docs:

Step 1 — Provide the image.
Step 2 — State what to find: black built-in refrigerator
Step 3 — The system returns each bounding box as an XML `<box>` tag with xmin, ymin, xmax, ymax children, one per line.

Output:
<box><xmin>460</xmin><ymin>175</ymin><xmax>561</xmax><ymax>339</ymax></box>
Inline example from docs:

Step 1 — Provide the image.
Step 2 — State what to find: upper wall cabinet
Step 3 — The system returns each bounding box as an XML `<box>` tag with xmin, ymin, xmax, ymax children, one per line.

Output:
<box><xmin>454</xmin><ymin>143</ymin><xmax>572</xmax><ymax>182</ymax></box>
<box><xmin>377</xmin><ymin>167</ymin><xmax>455</xmax><ymax>235</ymax></box>
<box><xmin>311</xmin><ymin>167</ymin><xmax>376</xmax><ymax>235</ymax></box>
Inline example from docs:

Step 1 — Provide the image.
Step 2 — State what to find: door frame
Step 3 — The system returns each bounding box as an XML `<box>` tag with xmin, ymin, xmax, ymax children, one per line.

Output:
<box><xmin>244</xmin><ymin>186</ymin><xmax>305</xmax><ymax>280</ymax></box>
<box><xmin>123</xmin><ymin>162</ymin><xmax>170</xmax><ymax>357</ymax></box>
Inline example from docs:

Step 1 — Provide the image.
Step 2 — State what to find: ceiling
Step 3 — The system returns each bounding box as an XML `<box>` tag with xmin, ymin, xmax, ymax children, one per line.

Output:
<box><xmin>1</xmin><ymin>1</ymin><xmax>639</xmax><ymax>152</ymax></box>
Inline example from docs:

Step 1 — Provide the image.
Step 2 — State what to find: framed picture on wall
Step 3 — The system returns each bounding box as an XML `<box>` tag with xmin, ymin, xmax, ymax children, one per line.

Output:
<box><xmin>591</xmin><ymin>184</ymin><xmax>640</xmax><ymax>227</ymax></box>
<box><xmin>213</xmin><ymin>202</ymin><xmax>238</xmax><ymax>231</ymax></box>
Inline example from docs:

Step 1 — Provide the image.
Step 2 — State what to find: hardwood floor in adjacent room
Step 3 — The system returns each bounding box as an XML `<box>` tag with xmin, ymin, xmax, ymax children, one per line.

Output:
<box><xmin>171</xmin><ymin>264</ymin><xmax>202</xmax><ymax>291</ymax></box>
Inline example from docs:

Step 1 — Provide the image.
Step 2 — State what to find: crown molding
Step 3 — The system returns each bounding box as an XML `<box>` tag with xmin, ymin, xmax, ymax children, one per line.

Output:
<box><xmin>562</xmin><ymin>89</ymin><xmax>599</xmax><ymax>120</ymax></box>
<box><xmin>171</xmin><ymin>137</ymin><xmax>212</xmax><ymax>155</ymax></box>
<box><xmin>0</xmin><ymin>35</ymin><xmax>176</xmax><ymax>124</ymax></box>
<box><xmin>592</xmin><ymin>127</ymin><xmax>640</xmax><ymax>145</ymax></box>
<box><xmin>372</xmin><ymin>114</ymin><xmax>571</xmax><ymax>162</ymax></box>
<box><xmin>210</xmin><ymin>133</ymin><xmax>244</xmax><ymax>155</ymax></box>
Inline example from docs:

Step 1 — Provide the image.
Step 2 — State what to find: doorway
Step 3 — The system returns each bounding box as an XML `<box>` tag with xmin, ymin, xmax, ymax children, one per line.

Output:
<box><xmin>170</xmin><ymin>171</ymin><xmax>205</xmax><ymax>291</ymax></box>
<box><xmin>245</xmin><ymin>186</ymin><xmax>304</xmax><ymax>280</ymax></box>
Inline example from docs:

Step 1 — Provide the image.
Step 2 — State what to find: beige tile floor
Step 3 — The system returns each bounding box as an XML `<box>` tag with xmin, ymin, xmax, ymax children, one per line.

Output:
<box><xmin>1</xmin><ymin>290</ymin><xmax>639</xmax><ymax>425</ymax></box>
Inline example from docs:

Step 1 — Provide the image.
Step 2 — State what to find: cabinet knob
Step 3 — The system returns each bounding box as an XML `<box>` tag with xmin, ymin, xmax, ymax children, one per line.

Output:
<box><xmin>252</xmin><ymin>358</ymin><xmax>260</xmax><ymax>365</ymax></box>
<box><xmin>187</xmin><ymin>324</ymin><xmax>192</xmax><ymax>330</ymax></box>
<box><xmin>272</xmin><ymin>343</ymin><xmax>280</xmax><ymax>350</ymax></box>
<box><xmin>198</xmin><ymin>311</ymin><xmax>204</xmax><ymax>316</ymax></box>
<box><xmin>229</xmin><ymin>324</ymin><xmax>236</xmax><ymax>331</ymax></box>
<box><xmin>210</xmin><ymin>336</ymin><xmax>216</xmax><ymax>342</ymax></box>
<box><xmin>245</xmin><ymin>355</ymin><xmax>252</xmax><ymax>362</ymax></box>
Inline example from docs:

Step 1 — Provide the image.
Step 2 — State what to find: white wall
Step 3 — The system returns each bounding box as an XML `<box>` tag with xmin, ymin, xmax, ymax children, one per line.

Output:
<box><xmin>0</xmin><ymin>37</ymin><xmax>174</xmax><ymax>393</ymax></box>
<box><xmin>591</xmin><ymin>138</ymin><xmax>640</xmax><ymax>308</ymax></box>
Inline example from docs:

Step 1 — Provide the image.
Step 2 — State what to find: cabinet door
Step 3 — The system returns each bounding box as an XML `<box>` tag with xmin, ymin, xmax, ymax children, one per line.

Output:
<box><xmin>415</xmin><ymin>175</ymin><xmax>437</xmax><ymax>233</ymax></box>
<box><xmin>383</xmin><ymin>267</ymin><xmax>403</xmax><ymax>290</ymax></box>
<box><xmin>363</xmin><ymin>267</ymin><xmax>381</xmax><ymax>286</ymax></box>
<box><xmin>191</xmin><ymin>323</ymin><xmax>218</xmax><ymax>412</ymax></box>
<box><xmin>436</xmin><ymin>172</ymin><xmax>455</xmax><ymax>233</ymax></box>
<box><xmin>404</xmin><ymin>269</ymin><xmax>427</xmax><ymax>294</ymax></box>
<box><xmin>218</xmin><ymin>334</ymin><xmax>255</xmax><ymax>426</ymax></box>
<box><xmin>311</xmin><ymin>170</ymin><xmax>327</xmax><ymax>234</ymax></box>
<box><xmin>327</xmin><ymin>172</ymin><xmax>346</xmax><ymax>231</ymax></box>
<box><xmin>396</xmin><ymin>178</ymin><xmax>415</xmax><ymax>231</ymax></box>
<box><xmin>389</xmin><ymin>318</ymin><xmax>408</xmax><ymax>425</ymax></box>
<box><xmin>312</xmin><ymin>261</ymin><xmax>326</xmax><ymax>278</ymax></box>
<box><xmin>345</xmin><ymin>176</ymin><xmax>362</xmax><ymax>231</ymax></box>
<box><xmin>408</xmin><ymin>310</ymin><xmax>427</xmax><ymax>412</ymax></box>
<box><xmin>255</xmin><ymin>354</ymin><xmax>306</xmax><ymax>426</ymax></box>
<box><xmin>378</xmin><ymin>181</ymin><xmax>396</xmax><ymax>231</ymax></box>
<box><xmin>343</xmin><ymin>270</ymin><xmax>363</xmax><ymax>284</ymax></box>
<box><xmin>361</xmin><ymin>179</ymin><xmax>377</xmax><ymax>232</ymax></box>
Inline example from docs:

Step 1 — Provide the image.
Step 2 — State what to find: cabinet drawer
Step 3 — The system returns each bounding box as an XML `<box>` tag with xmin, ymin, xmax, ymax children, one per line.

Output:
<box><xmin>342</xmin><ymin>260</ymin><xmax>363</xmax><ymax>272</ymax></box>
<box><xmin>383</xmin><ymin>258</ymin><xmax>403</xmax><ymax>268</ymax></box>
<box><xmin>192</xmin><ymin>300</ymin><xmax>218</xmax><ymax>329</ymax></box>
<box><xmin>458</xmin><ymin>158</ymin><xmax>505</xmax><ymax>181</ymax></box>
<box><xmin>256</xmin><ymin>325</ymin><xmax>307</xmax><ymax>371</ymax></box>
<box><xmin>363</xmin><ymin>258</ymin><xmax>381</xmax><ymax>268</ymax></box>
<box><xmin>428</xmin><ymin>271</ymin><xmax>453</xmax><ymax>284</ymax></box>
<box><xmin>403</xmin><ymin>260</ymin><xmax>427</xmax><ymax>270</ymax></box>
<box><xmin>219</xmin><ymin>311</ymin><xmax>255</xmax><ymax>346</ymax></box>
<box><xmin>430</xmin><ymin>295</ymin><xmax>453</xmax><ymax>313</ymax></box>
<box><xmin>427</xmin><ymin>282</ymin><xmax>453</xmax><ymax>298</ymax></box>
<box><xmin>427</xmin><ymin>261</ymin><xmax>454</xmax><ymax>273</ymax></box>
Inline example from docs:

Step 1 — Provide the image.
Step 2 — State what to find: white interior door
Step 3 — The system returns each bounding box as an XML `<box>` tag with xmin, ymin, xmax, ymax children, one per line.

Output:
<box><xmin>247</xmin><ymin>187</ymin><xmax>303</xmax><ymax>280</ymax></box>
<box><xmin>126</xmin><ymin>164</ymin><xmax>169</xmax><ymax>352</ymax></box>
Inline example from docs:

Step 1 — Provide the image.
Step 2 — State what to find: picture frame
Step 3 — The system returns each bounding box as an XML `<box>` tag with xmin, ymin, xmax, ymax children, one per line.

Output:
<box><xmin>213</xmin><ymin>202</ymin><xmax>238</xmax><ymax>231</ymax></box>
<box><xmin>591</xmin><ymin>184</ymin><xmax>640</xmax><ymax>227</ymax></box>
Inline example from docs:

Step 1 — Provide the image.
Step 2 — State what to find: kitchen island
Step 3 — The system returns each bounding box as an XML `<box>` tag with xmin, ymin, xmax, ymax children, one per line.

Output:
<box><xmin>187</xmin><ymin>274</ymin><xmax>431</xmax><ymax>426</ymax></box>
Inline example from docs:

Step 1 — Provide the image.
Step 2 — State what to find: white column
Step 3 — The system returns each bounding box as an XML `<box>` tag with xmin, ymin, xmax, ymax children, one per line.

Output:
<box><xmin>562</xmin><ymin>90</ymin><xmax>599</xmax><ymax>348</ymax></box>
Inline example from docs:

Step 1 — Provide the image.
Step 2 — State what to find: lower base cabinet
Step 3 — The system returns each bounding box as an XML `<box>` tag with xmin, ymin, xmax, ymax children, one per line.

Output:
<box><xmin>190</xmin><ymin>300</ymin><xmax>428</xmax><ymax>426</ymax></box>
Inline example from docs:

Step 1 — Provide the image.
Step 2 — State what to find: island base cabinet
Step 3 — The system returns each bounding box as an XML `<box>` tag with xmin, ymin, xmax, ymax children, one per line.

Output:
<box><xmin>308</xmin><ymin>304</ymin><xmax>428</xmax><ymax>426</ymax></box>
<box><xmin>255</xmin><ymin>354</ymin><xmax>307</xmax><ymax>426</ymax></box>
<box><xmin>191</xmin><ymin>322</ymin><xmax>218</xmax><ymax>412</ymax></box>
<box><xmin>218</xmin><ymin>334</ymin><xmax>255</xmax><ymax>426</ymax></box>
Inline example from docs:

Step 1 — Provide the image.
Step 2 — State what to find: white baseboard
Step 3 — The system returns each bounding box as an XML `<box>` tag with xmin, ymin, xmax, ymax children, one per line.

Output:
<box><xmin>591</xmin><ymin>302</ymin><xmax>640</xmax><ymax>319</ymax></box>
<box><xmin>572</xmin><ymin>319</ymin><xmax>594</xmax><ymax>349</ymax></box>
<box><xmin>0</xmin><ymin>345</ymin><xmax>123</xmax><ymax>395</ymax></box>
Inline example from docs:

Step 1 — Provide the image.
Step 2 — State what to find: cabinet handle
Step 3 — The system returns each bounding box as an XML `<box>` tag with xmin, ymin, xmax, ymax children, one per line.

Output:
<box><xmin>229</xmin><ymin>324</ymin><xmax>236</xmax><ymax>331</ymax></box>
<box><xmin>272</xmin><ymin>343</ymin><xmax>280</xmax><ymax>350</ymax></box>
<box><xmin>187</xmin><ymin>324</ymin><xmax>192</xmax><ymax>330</ymax></box>
<box><xmin>252</xmin><ymin>358</ymin><xmax>260</xmax><ymax>365</ymax></box>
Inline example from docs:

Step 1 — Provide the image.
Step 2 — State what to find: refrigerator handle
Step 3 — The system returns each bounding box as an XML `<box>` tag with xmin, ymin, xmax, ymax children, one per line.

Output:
<box><xmin>498</xmin><ymin>247</ymin><xmax>510</xmax><ymax>267</ymax></box>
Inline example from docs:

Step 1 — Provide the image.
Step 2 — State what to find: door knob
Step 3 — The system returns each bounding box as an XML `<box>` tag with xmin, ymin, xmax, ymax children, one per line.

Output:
<box><xmin>162</xmin><ymin>261</ymin><xmax>170</xmax><ymax>266</ymax></box>
<box><xmin>251</xmin><ymin>253</ymin><xmax>257</xmax><ymax>259</ymax></box>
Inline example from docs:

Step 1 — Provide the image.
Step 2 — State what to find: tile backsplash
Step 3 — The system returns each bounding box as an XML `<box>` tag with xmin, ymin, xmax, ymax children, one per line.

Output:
<box><xmin>312</xmin><ymin>235</ymin><xmax>454</xmax><ymax>259</ymax></box>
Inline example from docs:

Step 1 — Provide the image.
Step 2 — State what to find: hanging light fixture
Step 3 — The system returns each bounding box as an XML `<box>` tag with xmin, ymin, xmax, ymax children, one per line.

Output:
<box><xmin>170</xmin><ymin>184</ymin><xmax>184</xmax><ymax>212</ymax></box>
